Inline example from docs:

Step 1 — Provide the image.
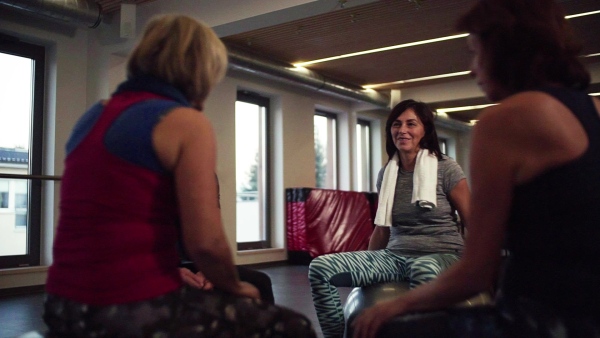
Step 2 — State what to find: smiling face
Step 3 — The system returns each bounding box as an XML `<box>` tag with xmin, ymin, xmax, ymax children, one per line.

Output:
<box><xmin>468</xmin><ymin>35</ymin><xmax>509</xmax><ymax>102</ymax></box>
<box><xmin>390</xmin><ymin>108</ymin><xmax>425</xmax><ymax>155</ymax></box>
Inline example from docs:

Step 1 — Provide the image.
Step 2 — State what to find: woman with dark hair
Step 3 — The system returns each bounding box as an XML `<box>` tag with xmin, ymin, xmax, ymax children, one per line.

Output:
<box><xmin>308</xmin><ymin>99</ymin><xmax>471</xmax><ymax>338</ymax></box>
<box><xmin>353</xmin><ymin>1</ymin><xmax>600</xmax><ymax>337</ymax></box>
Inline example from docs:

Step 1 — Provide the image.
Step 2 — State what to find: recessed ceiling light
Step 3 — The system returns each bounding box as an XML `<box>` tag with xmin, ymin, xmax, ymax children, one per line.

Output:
<box><xmin>363</xmin><ymin>71</ymin><xmax>470</xmax><ymax>89</ymax></box>
<box><xmin>590</xmin><ymin>92</ymin><xmax>600</xmax><ymax>96</ymax></box>
<box><xmin>293</xmin><ymin>33</ymin><xmax>469</xmax><ymax>67</ymax></box>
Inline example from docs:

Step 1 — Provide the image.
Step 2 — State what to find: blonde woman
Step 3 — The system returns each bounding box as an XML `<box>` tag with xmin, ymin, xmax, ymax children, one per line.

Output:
<box><xmin>44</xmin><ymin>15</ymin><xmax>315</xmax><ymax>337</ymax></box>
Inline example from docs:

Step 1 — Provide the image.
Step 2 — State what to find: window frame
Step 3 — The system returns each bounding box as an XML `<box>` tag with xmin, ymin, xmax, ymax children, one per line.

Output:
<box><xmin>0</xmin><ymin>35</ymin><xmax>44</xmax><ymax>268</ymax></box>
<box><xmin>235</xmin><ymin>91</ymin><xmax>272</xmax><ymax>251</ymax></box>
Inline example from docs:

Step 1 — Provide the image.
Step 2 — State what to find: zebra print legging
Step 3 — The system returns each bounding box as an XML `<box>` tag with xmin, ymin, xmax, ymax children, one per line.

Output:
<box><xmin>308</xmin><ymin>249</ymin><xmax>460</xmax><ymax>338</ymax></box>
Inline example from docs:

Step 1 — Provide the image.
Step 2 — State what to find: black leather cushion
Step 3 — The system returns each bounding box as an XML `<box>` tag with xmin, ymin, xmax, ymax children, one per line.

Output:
<box><xmin>344</xmin><ymin>282</ymin><xmax>411</xmax><ymax>338</ymax></box>
<box><xmin>343</xmin><ymin>282</ymin><xmax>492</xmax><ymax>338</ymax></box>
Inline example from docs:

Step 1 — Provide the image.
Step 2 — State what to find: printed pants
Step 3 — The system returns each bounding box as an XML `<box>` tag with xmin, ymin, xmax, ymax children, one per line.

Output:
<box><xmin>308</xmin><ymin>249</ymin><xmax>459</xmax><ymax>338</ymax></box>
<box><xmin>44</xmin><ymin>285</ymin><xmax>316</xmax><ymax>338</ymax></box>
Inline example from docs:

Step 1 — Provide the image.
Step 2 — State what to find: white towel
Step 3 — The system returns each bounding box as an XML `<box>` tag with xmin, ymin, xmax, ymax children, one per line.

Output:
<box><xmin>411</xmin><ymin>149</ymin><xmax>438</xmax><ymax>209</ymax></box>
<box><xmin>374</xmin><ymin>150</ymin><xmax>438</xmax><ymax>227</ymax></box>
<box><xmin>374</xmin><ymin>153</ymin><xmax>399</xmax><ymax>227</ymax></box>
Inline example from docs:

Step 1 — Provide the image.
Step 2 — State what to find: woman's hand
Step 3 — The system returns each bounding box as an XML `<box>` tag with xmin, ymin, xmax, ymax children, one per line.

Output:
<box><xmin>179</xmin><ymin>268</ymin><xmax>260</xmax><ymax>300</ymax></box>
<box><xmin>179</xmin><ymin>267</ymin><xmax>214</xmax><ymax>290</ymax></box>
<box><xmin>352</xmin><ymin>298</ymin><xmax>405</xmax><ymax>338</ymax></box>
<box><xmin>232</xmin><ymin>281</ymin><xmax>261</xmax><ymax>300</ymax></box>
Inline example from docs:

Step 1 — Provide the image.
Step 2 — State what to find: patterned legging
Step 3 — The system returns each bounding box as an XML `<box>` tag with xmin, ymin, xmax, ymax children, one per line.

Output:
<box><xmin>308</xmin><ymin>249</ymin><xmax>460</xmax><ymax>338</ymax></box>
<box><xmin>44</xmin><ymin>285</ymin><xmax>316</xmax><ymax>338</ymax></box>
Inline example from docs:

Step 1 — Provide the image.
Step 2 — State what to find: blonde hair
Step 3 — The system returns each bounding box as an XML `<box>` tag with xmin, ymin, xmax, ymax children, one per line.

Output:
<box><xmin>127</xmin><ymin>14</ymin><xmax>228</xmax><ymax>108</ymax></box>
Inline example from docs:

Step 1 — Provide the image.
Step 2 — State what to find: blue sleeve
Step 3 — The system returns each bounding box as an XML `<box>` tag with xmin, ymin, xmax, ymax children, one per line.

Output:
<box><xmin>66</xmin><ymin>102</ymin><xmax>105</xmax><ymax>155</ymax></box>
<box><xmin>104</xmin><ymin>99</ymin><xmax>182</xmax><ymax>173</ymax></box>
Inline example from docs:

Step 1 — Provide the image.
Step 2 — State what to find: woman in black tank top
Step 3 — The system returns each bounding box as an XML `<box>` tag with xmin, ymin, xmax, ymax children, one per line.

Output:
<box><xmin>351</xmin><ymin>1</ymin><xmax>600</xmax><ymax>337</ymax></box>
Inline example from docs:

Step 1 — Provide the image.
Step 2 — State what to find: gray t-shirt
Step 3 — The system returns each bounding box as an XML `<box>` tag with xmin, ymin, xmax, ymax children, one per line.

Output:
<box><xmin>376</xmin><ymin>155</ymin><xmax>465</xmax><ymax>257</ymax></box>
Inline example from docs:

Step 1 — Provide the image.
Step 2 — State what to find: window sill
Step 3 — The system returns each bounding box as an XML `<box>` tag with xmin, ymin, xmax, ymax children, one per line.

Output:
<box><xmin>237</xmin><ymin>247</ymin><xmax>285</xmax><ymax>256</ymax></box>
<box><xmin>0</xmin><ymin>266</ymin><xmax>48</xmax><ymax>276</ymax></box>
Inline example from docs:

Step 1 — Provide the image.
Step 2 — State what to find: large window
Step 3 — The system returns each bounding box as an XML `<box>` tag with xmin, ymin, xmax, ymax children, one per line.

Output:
<box><xmin>235</xmin><ymin>91</ymin><xmax>271</xmax><ymax>250</ymax></box>
<box><xmin>356</xmin><ymin>119</ymin><xmax>372</xmax><ymax>192</ymax></box>
<box><xmin>0</xmin><ymin>36</ymin><xmax>44</xmax><ymax>267</ymax></box>
<box><xmin>314</xmin><ymin>111</ymin><xmax>338</xmax><ymax>189</ymax></box>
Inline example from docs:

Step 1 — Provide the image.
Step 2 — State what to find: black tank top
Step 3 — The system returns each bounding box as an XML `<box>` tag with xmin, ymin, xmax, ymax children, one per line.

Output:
<box><xmin>500</xmin><ymin>87</ymin><xmax>600</xmax><ymax>317</ymax></box>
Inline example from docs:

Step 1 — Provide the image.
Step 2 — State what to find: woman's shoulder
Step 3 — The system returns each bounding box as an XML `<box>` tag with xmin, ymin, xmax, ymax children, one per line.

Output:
<box><xmin>439</xmin><ymin>154</ymin><xmax>452</xmax><ymax>161</ymax></box>
<box><xmin>472</xmin><ymin>91</ymin><xmax>558</xmax><ymax>151</ymax></box>
<box><xmin>162</xmin><ymin>107</ymin><xmax>212</xmax><ymax>131</ymax></box>
<box><xmin>153</xmin><ymin>107</ymin><xmax>216</xmax><ymax>171</ymax></box>
<box><xmin>479</xmin><ymin>90</ymin><xmax>565</xmax><ymax>125</ymax></box>
<box><xmin>438</xmin><ymin>155</ymin><xmax>463</xmax><ymax>175</ymax></box>
<box><xmin>438</xmin><ymin>154</ymin><xmax>458</xmax><ymax>167</ymax></box>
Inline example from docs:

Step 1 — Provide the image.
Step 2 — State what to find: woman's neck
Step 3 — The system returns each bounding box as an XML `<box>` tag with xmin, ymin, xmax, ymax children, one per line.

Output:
<box><xmin>398</xmin><ymin>150</ymin><xmax>418</xmax><ymax>172</ymax></box>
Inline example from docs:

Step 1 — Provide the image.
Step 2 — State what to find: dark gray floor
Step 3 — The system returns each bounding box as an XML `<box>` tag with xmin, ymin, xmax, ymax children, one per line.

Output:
<box><xmin>0</xmin><ymin>292</ymin><xmax>47</xmax><ymax>338</ymax></box>
<box><xmin>0</xmin><ymin>264</ymin><xmax>351</xmax><ymax>338</ymax></box>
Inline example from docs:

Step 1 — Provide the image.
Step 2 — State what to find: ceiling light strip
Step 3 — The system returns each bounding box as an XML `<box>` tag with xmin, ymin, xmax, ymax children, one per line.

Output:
<box><xmin>365</xmin><ymin>48</ymin><xmax>600</xmax><ymax>87</ymax></box>
<box><xmin>289</xmin><ymin>9</ymin><xmax>599</xmax><ymax>89</ymax></box>
<box><xmin>437</xmin><ymin>104</ymin><xmax>496</xmax><ymax>114</ymax></box>
<box><xmin>565</xmin><ymin>10</ymin><xmax>600</xmax><ymax>19</ymax></box>
<box><xmin>293</xmin><ymin>10</ymin><xmax>598</xmax><ymax>68</ymax></box>
<box><xmin>437</xmin><ymin>94</ymin><xmax>599</xmax><ymax>114</ymax></box>
<box><xmin>293</xmin><ymin>33</ymin><xmax>469</xmax><ymax>67</ymax></box>
<box><xmin>363</xmin><ymin>71</ymin><xmax>470</xmax><ymax>89</ymax></box>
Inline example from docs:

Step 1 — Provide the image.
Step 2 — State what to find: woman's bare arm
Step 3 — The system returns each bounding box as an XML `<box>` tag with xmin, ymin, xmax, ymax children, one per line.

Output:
<box><xmin>153</xmin><ymin>107</ymin><xmax>258</xmax><ymax>299</ymax></box>
<box><xmin>368</xmin><ymin>226</ymin><xmax>390</xmax><ymax>250</ymax></box>
<box><xmin>448</xmin><ymin>178</ymin><xmax>470</xmax><ymax>234</ymax></box>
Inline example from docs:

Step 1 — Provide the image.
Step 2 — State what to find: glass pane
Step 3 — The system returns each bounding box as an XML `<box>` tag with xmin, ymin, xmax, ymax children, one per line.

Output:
<box><xmin>235</xmin><ymin>101</ymin><xmax>265</xmax><ymax>243</ymax></box>
<box><xmin>0</xmin><ymin>53</ymin><xmax>32</xmax><ymax>154</ymax></box>
<box><xmin>314</xmin><ymin>115</ymin><xmax>328</xmax><ymax>188</ymax></box>
<box><xmin>0</xmin><ymin>180</ymin><xmax>8</xmax><ymax>209</ymax></box>
<box><xmin>0</xmin><ymin>179</ymin><xmax>28</xmax><ymax>256</ymax></box>
<box><xmin>439</xmin><ymin>139</ymin><xmax>447</xmax><ymax>155</ymax></box>
<box><xmin>314</xmin><ymin>114</ymin><xmax>336</xmax><ymax>189</ymax></box>
<box><xmin>356</xmin><ymin>122</ymin><xmax>372</xmax><ymax>191</ymax></box>
<box><xmin>15</xmin><ymin>180</ymin><xmax>28</xmax><ymax>228</ymax></box>
<box><xmin>0</xmin><ymin>52</ymin><xmax>33</xmax><ymax>257</ymax></box>
<box><xmin>356</xmin><ymin>124</ymin><xmax>363</xmax><ymax>190</ymax></box>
